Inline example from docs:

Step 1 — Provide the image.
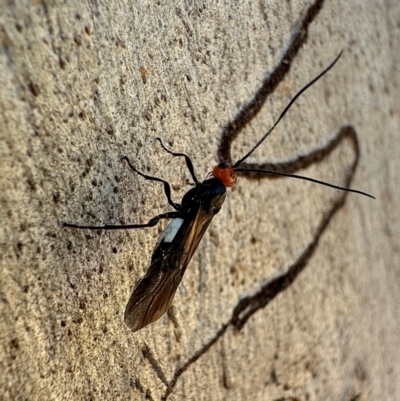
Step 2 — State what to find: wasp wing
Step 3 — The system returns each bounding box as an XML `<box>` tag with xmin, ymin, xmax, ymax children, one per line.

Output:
<box><xmin>124</xmin><ymin>205</ymin><xmax>216</xmax><ymax>332</ymax></box>
<box><xmin>123</xmin><ymin>258</ymin><xmax>183</xmax><ymax>331</ymax></box>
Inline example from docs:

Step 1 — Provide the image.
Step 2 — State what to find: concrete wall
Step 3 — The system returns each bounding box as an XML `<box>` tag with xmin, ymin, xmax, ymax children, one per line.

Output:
<box><xmin>1</xmin><ymin>0</ymin><xmax>399</xmax><ymax>400</ymax></box>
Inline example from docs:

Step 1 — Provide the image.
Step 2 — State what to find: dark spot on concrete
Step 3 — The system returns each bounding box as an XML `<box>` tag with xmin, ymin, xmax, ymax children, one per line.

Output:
<box><xmin>16</xmin><ymin>242</ymin><xmax>23</xmax><ymax>253</ymax></box>
<box><xmin>355</xmin><ymin>360</ymin><xmax>367</xmax><ymax>381</ymax></box>
<box><xmin>28</xmin><ymin>82</ymin><xmax>40</xmax><ymax>96</ymax></box>
<box><xmin>53</xmin><ymin>191</ymin><xmax>60</xmax><ymax>203</ymax></box>
<box><xmin>72</xmin><ymin>316</ymin><xmax>83</xmax><ymax>324</ymax></box>
<box><xmin>270</xmin><ymin>368</ymin><xmax>278</xmax><ymax>384</ymax></box>
<box><xmin>10</xmin><ymin>338</ymin><xmax>19</xmax><ymax>350</ymax></box>
<box><xmin>74</xmin><ymin>34</ymin><xmax>83</xmax><ymax>46</ymax></box>
<box><xmin>59</xmin><ymin>56</ymin><xmax>67</xmax><ymax>69</ymax></box>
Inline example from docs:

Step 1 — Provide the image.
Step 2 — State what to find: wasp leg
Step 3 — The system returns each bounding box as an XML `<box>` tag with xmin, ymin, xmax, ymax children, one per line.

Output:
<box><xmin>122</xmin><ymin>156</ymin><xmax>180</xmax><ymax>211</ymax></box>
<box><xmin>63</xmin><ymin>211</ymin><xmax>180</xmax><ymax>230</ymax></box>
<box><xmin>156</xmin><ymin>138</ymin><xmax>199</xmax><ymax>185</ymax></box>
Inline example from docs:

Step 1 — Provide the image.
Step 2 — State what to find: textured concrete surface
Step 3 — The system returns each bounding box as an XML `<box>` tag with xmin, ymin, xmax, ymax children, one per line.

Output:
<box><xmin>1</xmin><ymin>0</ymin><xmax>399</xmax><ymax>400</ymax></box>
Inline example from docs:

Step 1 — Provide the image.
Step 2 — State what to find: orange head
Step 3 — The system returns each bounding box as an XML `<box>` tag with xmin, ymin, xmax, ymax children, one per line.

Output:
<box><xmin>212</xmin><ymin>163</ymin><xmax>237</xmax><ymax>187</ymax></box>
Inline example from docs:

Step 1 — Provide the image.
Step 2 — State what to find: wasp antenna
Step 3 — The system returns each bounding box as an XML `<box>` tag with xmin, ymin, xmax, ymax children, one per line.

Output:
<box><xmin>233</xmin><ymin>51</ymin><xmax>343</xmax><ymax>169</ymax></box>
<box><xmin>235</xmin><ymin>168</ymin><xmax>375</xmax><ymax>199</ymax></box>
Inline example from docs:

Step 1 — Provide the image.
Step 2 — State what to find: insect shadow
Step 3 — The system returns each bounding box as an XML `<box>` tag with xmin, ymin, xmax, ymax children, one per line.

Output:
<box><xmin>64</xmin><ymin>52</ymin><xmax>373</xmax><ymax>332</ymax></box>
<box><xmin>155</xmin><ymin>1</ymin><xmax>374</xmax><ymax>398</ymax></box>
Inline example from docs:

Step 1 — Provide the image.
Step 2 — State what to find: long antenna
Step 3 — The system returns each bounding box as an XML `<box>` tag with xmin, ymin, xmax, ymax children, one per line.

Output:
<box><xmin>233</xmin><ymin>51</ymin><xmax>343</xmax><ymax>169</ymax></box>
<box><xmin>235</xmin><ymin>168</ymin><xmax>375</xmax><ymax>199</ymax></box>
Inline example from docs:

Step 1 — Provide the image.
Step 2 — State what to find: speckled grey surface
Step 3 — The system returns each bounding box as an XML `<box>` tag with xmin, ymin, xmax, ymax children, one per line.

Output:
<box><xmin>1</xmin><ymin>0</ymin><xmax>399</xmax><ymax>400</ymax></box>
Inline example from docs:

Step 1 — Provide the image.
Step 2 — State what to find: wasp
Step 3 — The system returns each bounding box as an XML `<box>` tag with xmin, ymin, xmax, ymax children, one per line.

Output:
<box><xmin>64</xmin><ymin>52</ymin><xmax>374</xmax><ymax>332</ymax></box>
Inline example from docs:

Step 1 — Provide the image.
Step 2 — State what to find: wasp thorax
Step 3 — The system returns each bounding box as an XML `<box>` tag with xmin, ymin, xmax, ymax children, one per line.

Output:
<box><xmin>212</xmin><ymin>163</ymin><xmax>237</xmax><ymax>187</ymax></box>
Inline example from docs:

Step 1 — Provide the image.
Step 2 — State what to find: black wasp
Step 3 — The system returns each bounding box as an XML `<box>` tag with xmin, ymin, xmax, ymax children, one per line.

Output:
<box><xmin>64</xmin><ymin>52</ymin><xmax>374</xmax><ymax>332</ymax></box>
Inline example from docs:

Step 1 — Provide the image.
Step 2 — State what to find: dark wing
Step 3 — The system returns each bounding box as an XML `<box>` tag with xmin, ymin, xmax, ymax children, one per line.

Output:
<box><xmin>124</xmin><ymin>205</ymin><xmax>216</xmax><ymax>332</ymax></box>
<box><xmin>123</xmin><ymin>258</ymin><xmax>184</xmax><ymax>331</ymax></box>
